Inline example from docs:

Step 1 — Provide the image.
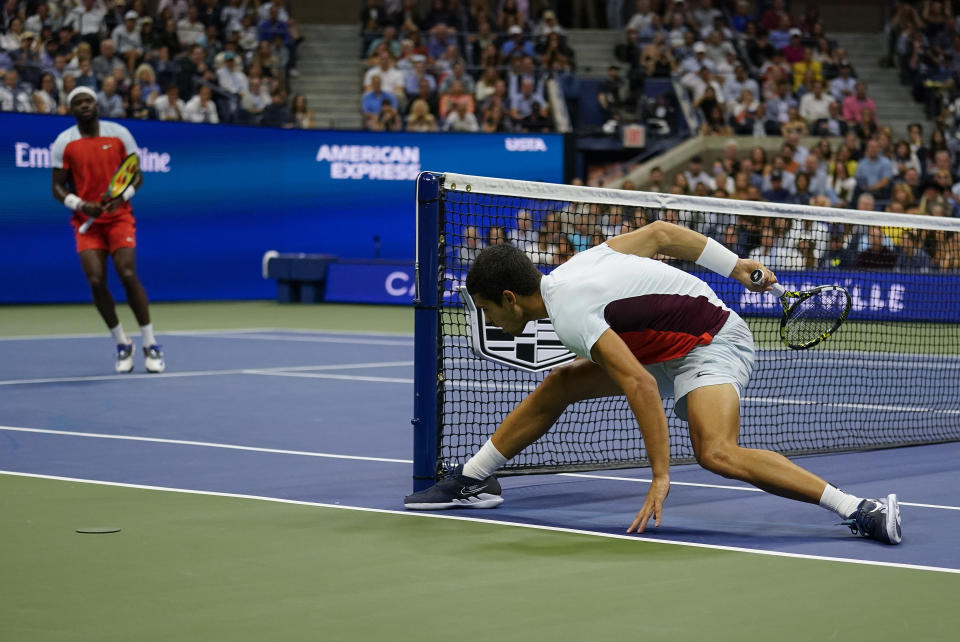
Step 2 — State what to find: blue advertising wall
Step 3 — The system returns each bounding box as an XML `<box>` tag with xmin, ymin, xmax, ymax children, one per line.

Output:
<box><xmin>0</xmin><ymin>113</ymin><xmax>565</xmax><ymax>303</ymax></box>
<box><xmin>322</xmin><ymin>260</ymin><xmax>960</xmax><ymax>323</ymax></box>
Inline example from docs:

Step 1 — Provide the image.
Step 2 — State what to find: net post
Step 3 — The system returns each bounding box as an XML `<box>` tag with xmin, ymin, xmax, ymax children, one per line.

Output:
<box><xmin>412</xmin><ymin>171</ymin><xmax>442</xmax><ymax>491</ymax></box>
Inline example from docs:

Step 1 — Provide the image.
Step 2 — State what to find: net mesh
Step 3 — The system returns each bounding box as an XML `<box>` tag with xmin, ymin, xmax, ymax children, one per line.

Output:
<box><xmin>427</xmin><ymin>173</ymin><xmax>960</xmax><ymax>477</ymax></box>
<box><xmin>783</xmin><ymin>289</ymin><xmax>848</xmax><ymax>347</ymax></box>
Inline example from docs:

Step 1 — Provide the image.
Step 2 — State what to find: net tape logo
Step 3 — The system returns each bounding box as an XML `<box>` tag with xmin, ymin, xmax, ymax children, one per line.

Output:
<box><xmin>458</xmin><ymin>286</ymin><xmax>575</xmax><ymax>373</ymax></box>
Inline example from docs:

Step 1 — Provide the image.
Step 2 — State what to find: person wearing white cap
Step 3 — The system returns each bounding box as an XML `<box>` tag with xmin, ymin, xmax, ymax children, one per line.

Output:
<box><xmin>111</xmin><ymin>10</ymin><xmax>143</xmax><ymax>69</ymax></box>
<box><xmin>500</xmin><ymin>24</ymin><xmax>535</xmax><ymax>62</ymax></box>
<box><xmin>50</xmin><ymin>86</ymin><xmax>165</xmax><ymax>374</ymax></box>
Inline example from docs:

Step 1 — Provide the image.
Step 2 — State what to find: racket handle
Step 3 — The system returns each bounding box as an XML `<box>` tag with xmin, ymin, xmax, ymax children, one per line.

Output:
<box><xmin>78</xmin><ymin>217</ymin><xmax>94</xmax><ymax>234</ymax></box>
<box><xmin>750</xmin><ymin>269</ymin><xmax>786</xmax><ymax>298</ymax></box>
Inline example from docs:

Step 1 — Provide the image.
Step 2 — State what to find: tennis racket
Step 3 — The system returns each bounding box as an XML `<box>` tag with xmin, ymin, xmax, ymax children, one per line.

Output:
<box><xmin>78</xmin><ymin>153</ymin><xmax>140</xmax><ymax>234</ymax></box>
<box><xmin>750</xmin><ymin>269</ymin><xmax>852</xmax><ymax>350</ymax></box>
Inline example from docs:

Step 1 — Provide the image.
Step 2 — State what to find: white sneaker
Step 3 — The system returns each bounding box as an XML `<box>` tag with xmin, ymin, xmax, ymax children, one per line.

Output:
<box><xmin>115</xmin><ymin>343</ymin><xmax>134</xmax><ymax>373</ymax></box>
<box><xmin>144</xmin><ymin>344</ymin><xmax>165</xmax><ymax>373</ymax></box>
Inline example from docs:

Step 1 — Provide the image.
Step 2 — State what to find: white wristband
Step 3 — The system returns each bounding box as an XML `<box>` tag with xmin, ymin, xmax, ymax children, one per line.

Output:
<box><xmin>695</xmin><ymin>238</ymin><xmax>739</xmax><ymax>277</ymax></box>
<box><xmin>121</xmin><ymin>184</ymin><xmax>136</xmax><ymax>201</ymax></box>
<box><xmin>64</xmin><ymin>194</ymin><xmax>83</xmax><ymax>210</ymax></box>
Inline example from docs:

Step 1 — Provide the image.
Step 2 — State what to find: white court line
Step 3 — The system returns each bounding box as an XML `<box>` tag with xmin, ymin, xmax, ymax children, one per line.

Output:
<box><xmin>247</xmin><ymin>371</ymin><xmax>413</xmax><ymax>384</ymax></box>
<box><xmin>1</xmin><ymin>470</ymin><xmax>956</xmax><ymax>575</ymax></box>
<box><xmin>0</xmin><ymin>425</ymin><xmax>410</xmax><ymax>464</ymax></box>
<box><xmin>0</xmin><ymin>328</ymin><xmax>414</xmax><ymax>342</ymax></box>
<box><xmin>197</xmin><ymin>333</ymin><xmax>413</xmax><ymax>347</ymax></box>
<box><xmin>559</xmin><ymin>472</ymin><xmax>960</xmax><ymax>512</ymax></box>
<box><xmin>0</xmin><ymin>360</ymin><xmax>413</xmax><ymax>387</ymax></box>
<box><xmin>1</xmin><ymin>424</ymin><xmax>956</xmax><ymax>512</ymax></box>
<box><xmin>742</xmin><ymin>396</ymin><xmax>960</xmax><ymax>416</ymax></box>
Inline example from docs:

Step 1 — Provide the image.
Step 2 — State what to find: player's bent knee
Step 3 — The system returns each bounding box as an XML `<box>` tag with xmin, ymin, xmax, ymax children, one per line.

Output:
<box><xmin>696</xmin><ymin>445</ymin><xmax>739</xmax><ymax>478</ymax></box>
<box><xmin>86</xmin><ymin>274</ymin><xmax>107</xmax><ymax>291</ymax></box>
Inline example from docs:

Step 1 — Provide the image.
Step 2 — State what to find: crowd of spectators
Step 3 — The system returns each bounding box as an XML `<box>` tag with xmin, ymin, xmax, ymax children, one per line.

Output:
<box><xmin>459</xmin><ymin>140</ymin><xmax>958</xmax><ymax>273</ymax></box>
<box><xmin>606</xmin><ymin>0</ymin><xmax>871</xmax><ymax>139</ymax></box>
<box><xmin>889</xmin><ymin>1</ymin><xmax>960</xmax><ymax>126</ymax></box>
<box><xmin>0</xmin><ymin>0</ymin><xmax>314</xmax><ymax>128</ymax></box>
<box><xmin>359</xmin><ymin>0</ymin><xmax>578</xmax><ymax>133</ymax></box>
<box><xmin>632</xmin><ymin>133</ymin><xmax>959</xmax><ymax>272</ymax></box>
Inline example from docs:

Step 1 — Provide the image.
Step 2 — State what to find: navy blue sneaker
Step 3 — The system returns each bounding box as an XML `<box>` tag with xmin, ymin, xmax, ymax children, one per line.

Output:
<box><xmin>842</xmin><ymin>494</ymin><xmax>902</xmax><ymax>545</ymax></box>
<box><xmin>404</xmin><ymin>465</ymin><xmax>503</xmax><ymax>510</ymax></box>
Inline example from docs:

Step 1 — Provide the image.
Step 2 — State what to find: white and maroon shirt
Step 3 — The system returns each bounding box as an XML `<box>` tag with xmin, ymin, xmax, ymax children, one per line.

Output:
<box><xmin>540</xmin><ymin>243</ymin><xmax>730</xmax><ymax>364</ymax></box>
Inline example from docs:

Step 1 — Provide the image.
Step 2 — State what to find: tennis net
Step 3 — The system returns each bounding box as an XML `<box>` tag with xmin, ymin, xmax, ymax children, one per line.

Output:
<box><xmin>412</xmin><ymin>172</ymin><xmax>960</xmax><ymax>484</ymax></box>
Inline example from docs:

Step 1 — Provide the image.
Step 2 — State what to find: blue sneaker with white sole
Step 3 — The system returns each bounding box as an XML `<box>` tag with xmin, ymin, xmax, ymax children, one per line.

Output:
<box><xmin>404</xmin><ymin>465</ymin><xmax>503</xmax><ymax>510</ymax></box>
<box><xmin>842</xmin><ymin>494</ymin><xmax>902</xmax><ymax>545</ymax></box>
<box><xmin>115</xmin><ymin>343</ymin><xmax>134</xmax><ymax>373</ymax></box>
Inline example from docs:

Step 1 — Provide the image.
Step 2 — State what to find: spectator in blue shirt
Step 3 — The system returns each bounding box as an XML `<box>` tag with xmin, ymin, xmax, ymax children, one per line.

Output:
<box><xmin>500</xmin><ymin>25</ymin><xmax>536</xmax><ymax>64</ymax></box>
<box><xmin>362</xmin><ymin>75</ymin><xmax>398</xmax><ymax>126</ymax></box>
<box><xmin>855</xmin><ymin>139</ymin><xmax>894</xmax><ymax>198</ymax></box>
<box><xmin>258</xmin><ymin>5</ymin><xmax>291</xmax><ymax>46</ymax></box>
<box><xmin>762</xmin><ymin>170</ymin><xmax>795</xmax><ymax>203</ymax></box>
<box><xmin>97</xmin><ymin>76</ymin><xmax>125</xmax><ymax>117</ymax></box>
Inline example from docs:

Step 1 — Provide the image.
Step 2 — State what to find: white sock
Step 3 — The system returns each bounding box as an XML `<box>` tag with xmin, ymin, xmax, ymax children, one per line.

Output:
<box><xmin>110</xmin><ymin>323</ymin><xmax>130</xmax><ymax>345</ymax></box>
<box><xmin>819</xmin><ymin>483</ymin><xmax>862</xmax><ymax>519</ymax></box>
<box><xmin>140</xmin><ymin>323</ymin><xmax>156</xmax><ymax>347</ymax></box>
<box><xmin>462</xmin><ymin>439</ymin><xmax>508</xmax><ymax>480</ymax></box>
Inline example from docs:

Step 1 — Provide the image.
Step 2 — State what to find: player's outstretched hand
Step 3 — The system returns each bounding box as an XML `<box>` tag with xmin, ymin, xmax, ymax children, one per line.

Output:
<box><xmin>80</xmin><ymin>201</ymin><xmax>103</xmax><ymax>218</ymax></box>
<box><xmin>627</xmin><ymin>475</ymin><xmax>670</xmax><ymax>534</ymax></box>
<box><xmin>732</xmin><ymin>258</ymin><xmax>778</xmax><ymax>292</ymax></box>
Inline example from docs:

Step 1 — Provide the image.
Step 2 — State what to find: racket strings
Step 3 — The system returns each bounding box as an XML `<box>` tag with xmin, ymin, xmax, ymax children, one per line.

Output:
<box><xmin>784</xmin><ymin>294</ymin><xmax>847</xmax><ymax>345</ymax></box>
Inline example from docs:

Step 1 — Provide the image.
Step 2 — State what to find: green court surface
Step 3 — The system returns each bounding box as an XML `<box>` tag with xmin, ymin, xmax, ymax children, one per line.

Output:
<box><xmin>0</xmin><ymin>301</ymin><xmax>414</xmax><ymax>337</ymax></box>
<box><xmin>2</xmin><ymin>474</ymin><xmax>958</xmax><ymax>642</ymax></box>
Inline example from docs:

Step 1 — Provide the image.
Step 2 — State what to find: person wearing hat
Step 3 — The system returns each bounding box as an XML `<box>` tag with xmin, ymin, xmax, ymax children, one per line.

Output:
<box><xmin>216</xmin><ymin>49</ymin><xmax>248</xmax><ymax>97</ymax></box>
<box><xmin>762</xmin><ymin>169</ymin><xmax>795</xmax><ymax>203</ymax></box>
<box><xmin>111</xmin><ymin>10</ymin><xmax>143</xmax><ymax>70</ymax></box>
<box><xmin>500</xmin><ymin>24</ymin><xmax>535</xmax><ymax>63</ymax></box>
<box><xmin>783</xmin><ymin>28</ymin><xmax>805</xmax><ymax>63</ymax></box>
<box><xmin>535</xmin><ymin>9</ymin><xmax>564</xmax><ymax>39</ymax></box>
<box><xmin>50</xmin><ymin>86</ymin><xmax>165</xmax><ymax>374</ymax></box>
<box><xmin>10</xmin><ymin>30</ymin><xmax>42</xmax><ymax>87</ymax></box>
<box><xmin>680</xmin><ymin>40</ymin><xmax>714</xmax><ymax>77</ymax></box>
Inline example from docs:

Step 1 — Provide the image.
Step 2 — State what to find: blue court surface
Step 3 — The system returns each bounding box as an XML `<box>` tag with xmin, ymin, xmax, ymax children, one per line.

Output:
<box><xmin>1</xmin><ymin>329</ymin><xmax>958</xmax><ymax>573</ymax></box>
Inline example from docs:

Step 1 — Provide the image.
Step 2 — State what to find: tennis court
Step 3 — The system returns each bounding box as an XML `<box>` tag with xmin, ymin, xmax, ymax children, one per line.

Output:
<box><xmin>1</xmin><ymin>302</ymin><xmax>958</xmax><ymax>641</ymax></box>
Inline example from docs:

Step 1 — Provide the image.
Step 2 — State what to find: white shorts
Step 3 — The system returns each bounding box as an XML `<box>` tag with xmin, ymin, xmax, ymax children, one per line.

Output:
<box><xmin>643</xmin><ymin>311</ymin><xmax>755</xmax><ymax>421</ymax></box>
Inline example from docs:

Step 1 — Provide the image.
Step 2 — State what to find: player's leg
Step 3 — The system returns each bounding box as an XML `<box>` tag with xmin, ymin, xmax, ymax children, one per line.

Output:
<box><xmin>491</xmin><ymin>358</ymin><xmax>622</xmax><ymax>459</ymax></box>
<box><xmin>404</xmin><ymin>358</ymin><xmax>622</xmax><ymax>509</ymax></box>
<box><xmin>686</xmin><ymin>384</ymin><xmax>828</xmax><ymax>502</ymax></box>
<box><xmin>111</xmin><ymin>247</ymin><xmax>150</xmax><ymax>327</ymax></box>
<box><xmin>685</xmin><ymin>384</ymin><xmax>901</xmax><ymax>544</ymax></box>
<box><xmin>109</xmin><ymin>219</ymin><xmax>165</xmax><ymax>373</ymax></box>
<box><xmin>79</xmin><ymin>249</ymin><xmax>119</xmax><ymax>328</ymax></box>
<box><xmin>79</xmin><ymin>249</ymin><xmax>134</xmax><ymax>373</ymax></box>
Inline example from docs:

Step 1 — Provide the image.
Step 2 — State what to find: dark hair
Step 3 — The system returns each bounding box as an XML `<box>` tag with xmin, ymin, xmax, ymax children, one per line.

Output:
<box><xmin>466</xmin><ymin>244</ymin><xmax>541</xmax><ymax>302</ymax></box>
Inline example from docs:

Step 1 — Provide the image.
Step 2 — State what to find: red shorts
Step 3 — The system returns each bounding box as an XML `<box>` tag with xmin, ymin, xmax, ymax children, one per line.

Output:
<box><xmin>73</xmin><ymin>213</ymin><xmax>137</xmax><ymax>254</ymax></box>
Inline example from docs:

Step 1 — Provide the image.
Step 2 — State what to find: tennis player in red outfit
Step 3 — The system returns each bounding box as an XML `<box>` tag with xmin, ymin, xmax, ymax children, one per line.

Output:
<box><xmin>51</xmin><ymin>86</ymin><xmax>164</xmax><ymax>373</ymax></box>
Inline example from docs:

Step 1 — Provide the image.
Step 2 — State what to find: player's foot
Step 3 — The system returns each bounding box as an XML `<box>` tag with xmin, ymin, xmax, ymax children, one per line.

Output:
<box><xmin>842</xmin><ymin>494</ymin><xmax>902</xmax><ymax>545</ymax></box>
<box><xmin>115</xmin><ymin>343</ymin><xmax>134</xmax><ymax>373</ymax></box>
<box><xmin>144</xmin><ymin>344</ymin><xmax>165</xmax><ymax>373</ymax></box>
<box><xmin>404</xmin><ymin>465</ymin><xmax>503</xmax><ymax>510</ymax></box>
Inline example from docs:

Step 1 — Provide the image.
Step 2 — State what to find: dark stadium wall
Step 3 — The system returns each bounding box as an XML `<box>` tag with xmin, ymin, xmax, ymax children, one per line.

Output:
<box><xmin>0</xmin><ymin>113</ymin><xmax>565</xmax><ymax>303</ymax></box>
<box><xmin>288</xmin><ymin>1</ymin><xmax>355</xmax><ymax>24</ymax></box>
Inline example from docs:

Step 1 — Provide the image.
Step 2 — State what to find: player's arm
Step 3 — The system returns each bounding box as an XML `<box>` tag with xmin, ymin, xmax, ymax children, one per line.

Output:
<box><xmin>607</xmin><ymin>220</ymin><xmax>776</xmax><ymax>292</ymax></box>
<box><xmin>52</xmin><ymin>168</ymin><xmax>102</xmax><ymax>217</ymax></box>
<box><xmin>590</xmin><ymin>329</ymin><xmax>670</xmax><ymax>533</ymax></box>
